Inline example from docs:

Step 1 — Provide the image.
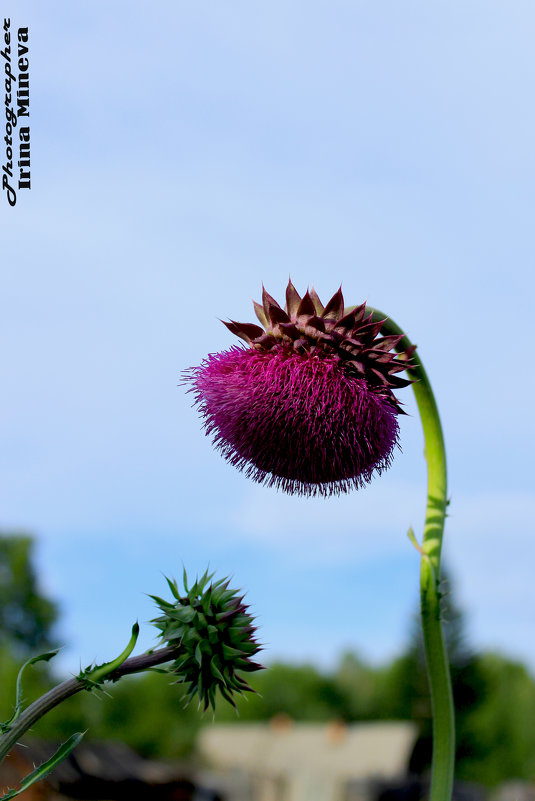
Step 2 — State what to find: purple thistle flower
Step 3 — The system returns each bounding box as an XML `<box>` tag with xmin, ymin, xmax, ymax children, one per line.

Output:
<box><xmin>186</xmin><ymin>281</ymin><xmax>415</xmax><ymax>498</ymax></box>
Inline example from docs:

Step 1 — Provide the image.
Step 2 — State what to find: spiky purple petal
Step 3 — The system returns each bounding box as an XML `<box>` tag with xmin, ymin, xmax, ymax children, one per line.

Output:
<box><xmin>187</xmin><ymin>347</ymin><xmax>400</xmax><ymax>498</ymax></box>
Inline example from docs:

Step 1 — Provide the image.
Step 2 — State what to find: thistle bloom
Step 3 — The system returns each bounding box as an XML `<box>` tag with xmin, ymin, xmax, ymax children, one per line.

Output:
<box><xmin>186</xmin><ymin>281</ymin><xmax>415</xmax><ymax>497</ymax></box>
<box><xmin>151</xmin><ymin>570</ymin><xmax>262</xmax><ymax>710</ymax></box>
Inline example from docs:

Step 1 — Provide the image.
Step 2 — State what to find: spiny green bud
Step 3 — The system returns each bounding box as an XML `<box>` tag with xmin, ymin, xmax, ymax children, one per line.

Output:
<box><xmin>150</xmin><ymin>569</ymin><xmax>263</xmax><ymax>711</ymax></box>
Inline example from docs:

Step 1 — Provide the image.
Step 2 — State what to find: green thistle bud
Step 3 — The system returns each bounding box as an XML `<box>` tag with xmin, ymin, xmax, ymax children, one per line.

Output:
<box><xmin>150</xmin><ymin>569</ymin><xmax>263</xmax><ymax>711</ymax></box>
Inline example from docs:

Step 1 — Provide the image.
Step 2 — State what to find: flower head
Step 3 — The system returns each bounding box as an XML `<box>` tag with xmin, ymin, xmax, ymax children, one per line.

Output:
<box><xmin>186</xmin><ymin>281</ymin><xmax>415</xmax><ymax>497</ymax></box>
<box><xmin>151</xmin><ymin>569</ymin><xmax>262</xmax><ymax>711</ymax></box>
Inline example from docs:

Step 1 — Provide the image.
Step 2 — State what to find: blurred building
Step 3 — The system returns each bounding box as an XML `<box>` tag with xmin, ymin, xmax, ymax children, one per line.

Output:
<box><xmin>0</xmin><ymin>725</ymin><xmax>492</xmax><ymax>801</ymax></box>
<box><xmin>198</xmin><ymin>719</ymin><xmax>418</xmax><ymax>801</ymax></box>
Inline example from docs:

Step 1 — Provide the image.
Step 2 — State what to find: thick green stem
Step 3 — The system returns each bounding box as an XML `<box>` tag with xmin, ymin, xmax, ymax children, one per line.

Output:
<box><xmin>367</xmin><ymin>307</ymin><xmax>454</xmax><ymax>801</ymax></box>
<box><xmin>0</xmin><ymin>645</ymin><xmax>180</xmax><ymax>765</ymax></box>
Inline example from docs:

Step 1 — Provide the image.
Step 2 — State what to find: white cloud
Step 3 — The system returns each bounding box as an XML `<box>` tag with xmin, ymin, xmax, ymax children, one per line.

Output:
<box><xmin>235</xmin><ymin>481</ymin><xmax>533</xmax><ymax>605</ymax></box>
<box><xmin>232</xmin><ymin>479</ymin><xmax>427</xmax><ymax>564</ymax></box>
<box><xmin>232</xmin><ymin>482</ymin><xmax>535</xmax><ymax>666</ymax></box>
<box><xmin>234</xmin><ymin>482</ymin><xmax>534</xmax><ymax>561</ymax></box>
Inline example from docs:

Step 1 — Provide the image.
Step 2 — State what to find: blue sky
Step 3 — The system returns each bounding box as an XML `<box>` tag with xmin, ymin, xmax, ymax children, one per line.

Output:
<box><xmin>2</xmin><ymin>1</ymin><xmax>534</xmax><ymax>678</ymax></box>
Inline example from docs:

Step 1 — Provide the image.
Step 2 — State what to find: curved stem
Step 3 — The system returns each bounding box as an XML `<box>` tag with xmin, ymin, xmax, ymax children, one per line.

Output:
<box><xmin>367</xmin><ymin>307</ymin><xmax>454</xmax><ymax>801</ymax></box>
<box><xmin>0</xmin><ymin>646</ymin><xmax>180</xmax><ymax>764</ymax></box>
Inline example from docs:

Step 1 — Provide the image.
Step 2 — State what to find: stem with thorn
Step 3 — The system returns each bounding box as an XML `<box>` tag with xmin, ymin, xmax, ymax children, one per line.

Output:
<box><xmin>367</xmin><ymin>306</ymin><xmax>454</xmax><ymax>801</ymax></box>
<box><xmin>0</xmin><ymin>645</ymin><xmax>181</xmax><ymax>765</ymax></box>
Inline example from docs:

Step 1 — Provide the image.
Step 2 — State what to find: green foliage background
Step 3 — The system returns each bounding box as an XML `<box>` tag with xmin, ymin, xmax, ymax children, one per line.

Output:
<box><xmin>2</xmin><ymin>533</ymin><xmax>535</xmax><ymax>788</ymax></box>
<box><xmin>0</xmin><ymin>535</ymin><xmax>58</xmax><ymax>655</ymax></box>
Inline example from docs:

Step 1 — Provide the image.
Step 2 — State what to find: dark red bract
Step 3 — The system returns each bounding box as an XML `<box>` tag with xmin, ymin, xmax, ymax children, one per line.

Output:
<box><xmin>185</xmin><ymin>282</ymin><xmax>414</xmax><ymax>497</ymax></box>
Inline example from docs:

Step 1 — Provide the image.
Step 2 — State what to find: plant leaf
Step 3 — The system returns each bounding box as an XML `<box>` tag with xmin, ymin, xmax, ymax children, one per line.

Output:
<box><xmin>0</xmin><ymin>732</ymin><xmax>85</xmax><ymax>800</ymax></box>
<box><xmin>0</xmin><ymin>650</ymin><xmax>60</xmax><ymax>732</ymax></box>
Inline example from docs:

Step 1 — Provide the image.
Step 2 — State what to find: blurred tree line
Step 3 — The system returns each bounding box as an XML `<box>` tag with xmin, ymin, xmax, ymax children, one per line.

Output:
<box><xmin>2</xmin><ymin>532</ymin><xmax>535</xmax><ymax>788</ymax></box>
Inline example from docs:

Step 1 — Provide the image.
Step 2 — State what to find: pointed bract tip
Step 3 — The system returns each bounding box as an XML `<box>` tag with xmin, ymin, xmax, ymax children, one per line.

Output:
<box><xmin>186</xmin><ymin>280</ymin><xmax>416</xmax><ymax>497</ymax></box>
<box><xmin>151</xmin><ymin>568</ymin><xmax>263</xmax><ymax>712</ymax></box>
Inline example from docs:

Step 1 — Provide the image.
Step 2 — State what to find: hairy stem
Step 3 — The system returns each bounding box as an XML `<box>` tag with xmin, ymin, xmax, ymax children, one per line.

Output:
<box><xmin>0</xmin><ymin>646</ymin><xmax>180</xmax><ymax>764</ymax></box>
<box><xmin>368</xmin><ymin>307</ymin><xmax>454</xmax><ymax>801</ymax></box>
